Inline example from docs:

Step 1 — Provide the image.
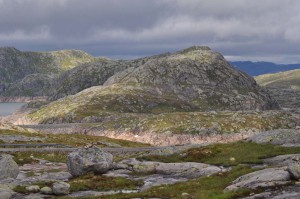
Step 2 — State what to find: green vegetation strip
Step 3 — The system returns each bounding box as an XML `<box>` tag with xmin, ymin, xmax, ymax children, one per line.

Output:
<box><xmin>10</xmin><ymin>151</ymin><xmax>68</xmax><ymax>165</ymax></box>
<box><xmin>0</xmin><ymin>129</ymin><xmax>149</xmax><ymax>148</ymax></box>
<box><xmin>69</xmin><ymin>173</ymin><xmax>143</xmax><ymax>192</ymax></box>
<box><xmin>139</xmin><ymin>142</ymin><xmax>300</xmax><ymax>166</ymax></box>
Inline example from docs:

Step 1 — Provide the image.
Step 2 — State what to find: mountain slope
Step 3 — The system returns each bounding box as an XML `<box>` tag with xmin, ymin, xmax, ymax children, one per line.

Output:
<box><xmin>0</xmin><ymin>47</ymin><xmax>95</xmax><ymax>97</ymax></box>
<box><xmin>231</xmin><ymin>61</ymin><xmax>300</xmax><ymax>76</ymax></box>
<box><xmin>255</xmin><ymin>69</ymin><xmax>300</xmax><ymax>109</ymax></box>
<box><xmin>255</xmin><ymin>69</ymin><xmax>300</xmax><ymax>89</ymax></box>
<box><xmin>28</xmin><ymin>46</ymin><xmax>279</xmax><ymax>124</ymax></box>
<box><xmin>48</xmin><ymin>53</ymin><xmax>171</xmax><ymax>100</ymax></box>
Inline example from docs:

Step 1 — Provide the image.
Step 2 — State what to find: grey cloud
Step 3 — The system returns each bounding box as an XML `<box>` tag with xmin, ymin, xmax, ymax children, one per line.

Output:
<box><xmin>0</xmin><ymin>0</ymin><xmax>300</xmax><ymax>63</ymax></box>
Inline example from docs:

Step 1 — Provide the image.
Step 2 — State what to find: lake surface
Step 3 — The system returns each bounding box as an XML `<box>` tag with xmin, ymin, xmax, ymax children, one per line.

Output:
<box><xmin>0</xmin><ymin>103</ymin><xmax>25</xmax><ymax>116</ymax></box>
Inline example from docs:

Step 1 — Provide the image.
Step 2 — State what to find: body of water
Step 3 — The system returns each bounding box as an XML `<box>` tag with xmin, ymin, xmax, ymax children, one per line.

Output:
<box><xmin>0</xmin><ymin>103</ymin><xmax>25</xmax><ymax>116</ymax></box>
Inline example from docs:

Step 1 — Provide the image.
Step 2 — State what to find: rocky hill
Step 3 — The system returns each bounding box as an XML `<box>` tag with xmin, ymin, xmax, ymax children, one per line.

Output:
<box><xmin>48</xmin><ymin>53</ymin><xmax>171</xmax><ymax>100</ymax></box>
<box><xmin>0</xmin><ymin>47</ymin><xmax>95</xmax><ymax>97</ymax></box>
<box><xmin>255</xmin><ymin>69</ymin><xmax>300</xmax><ymax>109</ymax></box>
<box><xmin>256</xmin><ymin>69</ymin><xmax>300</xmax><ymax>90</ymax></box>
<box><xmin>28</xmin><ymin>46</ymin><xmax>279</xmax><ymax>124</ymax></box>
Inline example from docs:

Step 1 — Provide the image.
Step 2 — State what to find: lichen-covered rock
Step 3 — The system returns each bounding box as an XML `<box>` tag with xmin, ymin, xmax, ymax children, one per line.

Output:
<box><xmin>116</xmin><ymin>158</ymin><xmax>223</xmax><ymax>178</ymax></box>
<box><xmin>288</xmin><ymin>164</ymin><xmax>300</xmax><ymax>180</ymax></box>
<box><xmin>67</xmin><ymin>147</ymin><xmax>113</xmax><ymax>177</ymax></box>
<box><xmin>0</xmin><ymin>154</ymin><xmax>19</xmax><ymax>180</ymax></box>
<box><xmin>40</xmin><ymin>186</ymin><xmax>52</xmax><ymax>195</ymax></box>
<box><xmin>25</xmin><ymin>185</ymin><xmax>40</xmax><ymax>193</ymax></box>
<box><xmin>263</xmin><ymin>154</ymin><xmax>300</xmax><ymax>167</ymax></box>
<box><xmin>52</xmin><ymin>181</ymin><xmax>70</xmax><ymax>195</ymax></box>
<box><xmin>224</xmin><ymin>168</ymin><xmax>291</xmax><ymax>191</ymax></box>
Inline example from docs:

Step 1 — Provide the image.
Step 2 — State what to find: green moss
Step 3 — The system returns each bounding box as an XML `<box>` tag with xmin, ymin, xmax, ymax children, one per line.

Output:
<box><xmin>0</xmin><ymin>125</ymin><xmax>149</xmax><ymax>148</ymax></box>
<box><xmin>69</xmin><ymin>173</ymin><xmax>143</xmax><ymax>192</ymax></box>
<box><xmin>139</xmin><ymin>142</ymin><xmax>300</xmax><ymax>166</ymax></box>
<box><xmin>26</xmin><ymin>171</ymin><xmax>36</xmax><ymax>177</ymax></box>
<box><xmin>13</xmin><ymin>185</ymin><xmax>28</xmax><ymax>194</ymax></box>
<box><xmin>42</xmin><ymin>133</ymin><xmax>149</xmax><ymax>148</ymax></box>
<box><xmin>10</xmin><ymin>151</ymin><xmax>67</xmax><ymax>165</ymax></box>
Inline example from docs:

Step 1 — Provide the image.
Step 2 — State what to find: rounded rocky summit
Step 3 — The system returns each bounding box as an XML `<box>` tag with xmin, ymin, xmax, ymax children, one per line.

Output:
<box><xmin>67</xmin><ymin>146</ymin><xmax>113</xmax><ymax>177</ymax></box>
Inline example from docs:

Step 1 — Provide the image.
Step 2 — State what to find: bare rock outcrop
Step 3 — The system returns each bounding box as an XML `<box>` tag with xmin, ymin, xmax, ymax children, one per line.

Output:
<box><xmin>225</xmin><ymin>168</ymin><xmax>291</xmax><ymax>191</ymax></box>
<box><xmin>115</xmin><ymin>158</ymin><xmax>223</xmax><ymax>178</ymax></box>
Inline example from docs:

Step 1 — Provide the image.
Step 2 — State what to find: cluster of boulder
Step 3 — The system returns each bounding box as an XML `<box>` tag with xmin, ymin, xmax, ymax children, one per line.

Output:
<box><xmin>23</xmin><ymin>181</ymin><xmax>70</xmax><ymax>196</ymax></box>
<box><xmin>0</xmin><ymin>146</ymin><xmax>225</xmax><ymax>198</ymax></box>
<box><xmin>225</xmin><ymin>154</ymin><xmax>300</xmax><ymax>196</ymax></box>
<box><xmin>0</xmin><ymin>154</ymin><xmax>71</xmax><ymax>198</ymax></box>
<box><xmin>0</xmin><ymin>145</ymin><xmax>299</xmax><ymax>198</ymax></box>
<box><xmin>66</xmin><ymin>146</ymin><xmax>300</xmax><ymax>198</ymax></box>
<box><xmin>65</xmin><ymin>147</ymin><xmax>300</xmax><ymax>197</ymax></box>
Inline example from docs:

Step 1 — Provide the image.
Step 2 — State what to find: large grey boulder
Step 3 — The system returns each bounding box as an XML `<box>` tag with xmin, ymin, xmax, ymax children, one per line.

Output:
<box><xmin>0</xmin><ymin>154</ymin><xmax>19</xmax><ymax>180</ymax></box>
<box><xmin>225</xmin><ymin>168</ymin><xmax>291</xmax><ymax>191</ymax></box>
<box><xmin>116</xmin><ymin>158</ymin><xmax>223</xmax><ymax>178</ymax></box>
<box><xmin>67</xmin><ymin>147</ymin><xmax>113</xmax><ymax>177</ymax></box>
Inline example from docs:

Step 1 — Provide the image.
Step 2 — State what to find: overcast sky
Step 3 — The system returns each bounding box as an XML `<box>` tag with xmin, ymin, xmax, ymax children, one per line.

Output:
<box><xmin>1</xmin><ymin>0</ymin><xmax>300</xmax><ymax>63</ymax></box>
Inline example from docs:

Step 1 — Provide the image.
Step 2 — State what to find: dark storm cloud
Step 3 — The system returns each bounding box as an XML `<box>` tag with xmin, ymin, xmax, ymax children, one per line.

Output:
<box><xmin>0</xmin><ymin>0</ymin><xmax>300</xmax><ymax>63</ymax></box>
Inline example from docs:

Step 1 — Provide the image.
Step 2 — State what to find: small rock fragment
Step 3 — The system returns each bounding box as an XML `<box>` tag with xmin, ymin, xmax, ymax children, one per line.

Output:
<box><xmin>40</xmin><ymin>186</ymin><xmax>52</xmax><ymax>195</ymax></box>
<box><xmin>52</xmin><ymin>181</ymin><xmax>70</xmax><ymax>195</ymax></box>
<box><xmin>25</xmin><ymin>185</ymin><xmax>40</xmax><ymax>193</ymax></box>
<box><xmin>288</xmin><ymin>164</ymin><xmax>300</xmax><ymax>180</ymax></box>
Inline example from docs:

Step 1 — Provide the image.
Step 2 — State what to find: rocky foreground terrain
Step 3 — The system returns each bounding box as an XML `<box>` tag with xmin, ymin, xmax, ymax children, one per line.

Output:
<box><xmin>0</xmin><ymin>122</ymin><xmax>299</xmax><ymax>199</ymax></box>
<box><xmin>0</xmin><ymin>46</ymin><xmax>300</xmax><ymax>198</ymax></box>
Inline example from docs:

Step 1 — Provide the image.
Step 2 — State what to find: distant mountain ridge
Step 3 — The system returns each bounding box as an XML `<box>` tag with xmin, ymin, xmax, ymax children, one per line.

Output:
<box><xmin>230</xmin><ymin>61</ymin><xmax>300</xmax><ymax>76</ymax></box>
<box><xmin>0</xmin><ymin>47</ymin><xmax>95</xmax><ymax>97</ymax></box>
